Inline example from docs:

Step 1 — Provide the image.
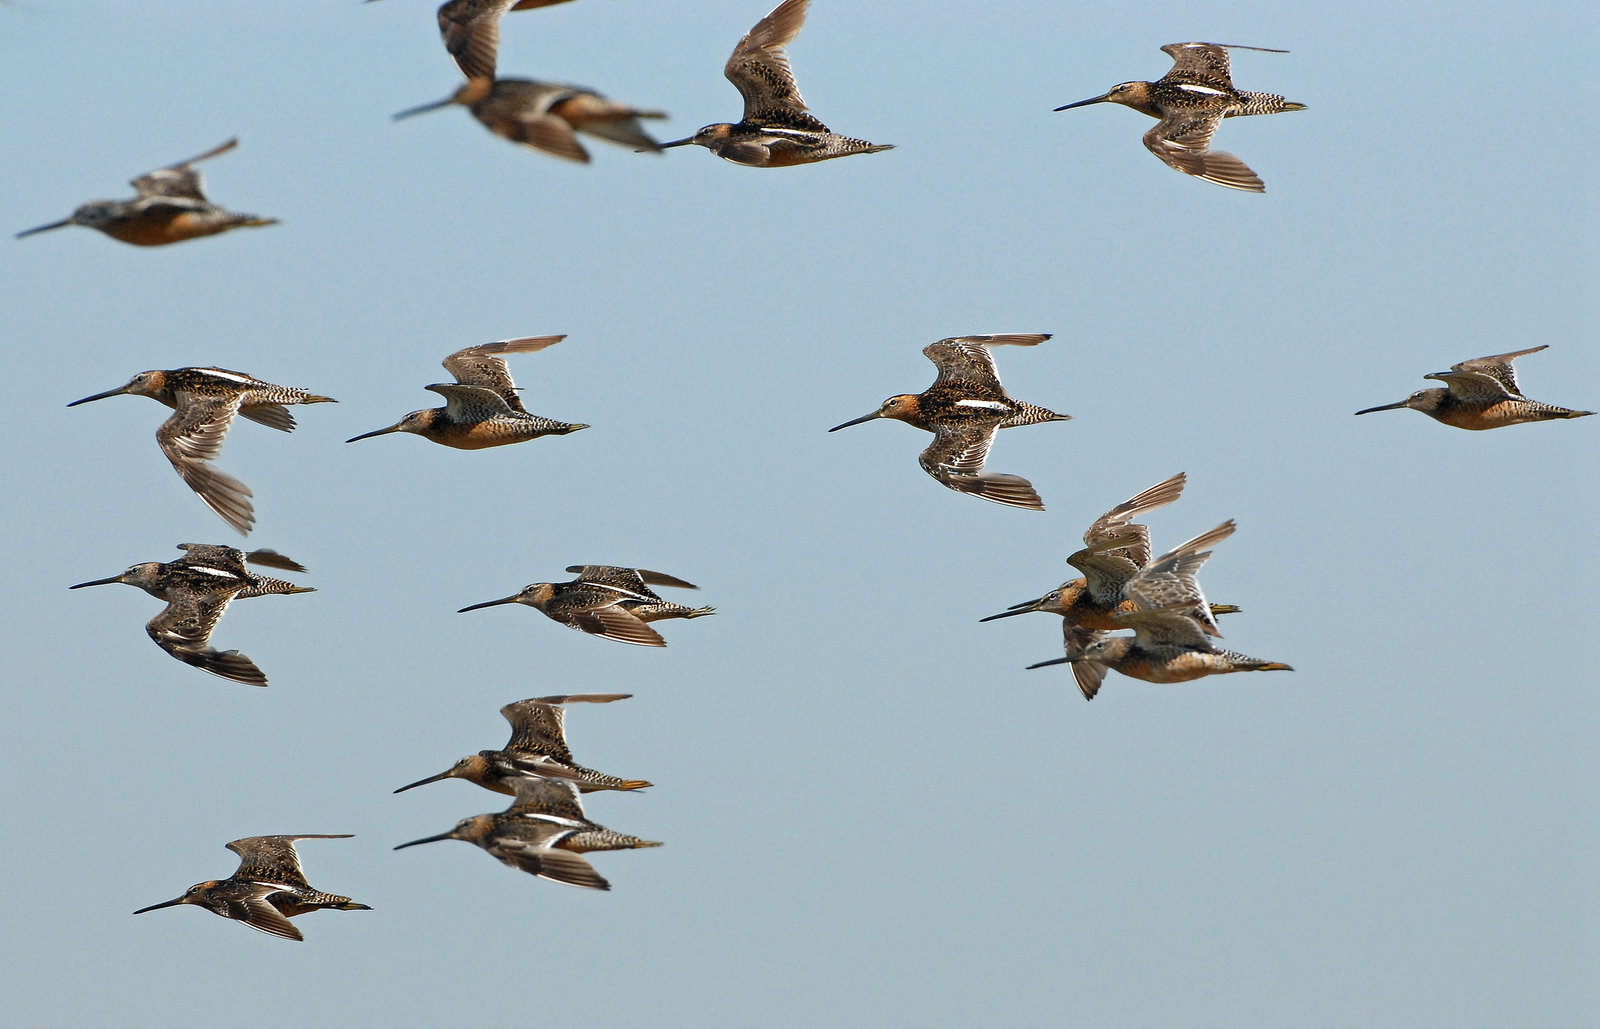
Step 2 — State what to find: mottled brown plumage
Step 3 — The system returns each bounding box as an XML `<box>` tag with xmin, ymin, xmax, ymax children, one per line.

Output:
<box><xmin>1356</xmin><ymin>345</ymin><xmax>1594</xmax><ymax>429</ymax></box>
<box><xmin>395</xmin><ymin>778</ymin><xmax>660</xmax><ymax>890</ymax></box>
<box><xmin>134</xmin><ymin>835</ymin><xmax>369</xmax><ymax>941</ymax></box>
<box><xmin>395</xmin><ymin>693</ymin><xmax>652</xmax><ymax>796</ymax></box>
<box><xmin>830</xmin><ymin>334</ymin><xmax>1069</xmax><ymax>511</ymax></box>
<box><xmin>347</xmin><ymin>336</ymin><xmax>588</xmax><ymax>449</ymax></box>
<box><xmin>459</xmin><ymin>565</ymin><xmax>711</xmax><ymax>646</ymax></box>
<box><xmin>1055</xmin><ymin>43</ymin><xmax>1304</xmax><ymax>192</ymax></box>
<box><xmin>658</xmin><ymin>0</ymin><xmax>891</xmax><ymax>166</ymax></box>
<box><xmin>69</xmin><ymin>366</ymin><xmax>335</xmax><ymax>535</ymax></box>
<box><xmin>69</xmin><ymin>544</ymin><xmax>313</xmax><ymax>686</ymax></box>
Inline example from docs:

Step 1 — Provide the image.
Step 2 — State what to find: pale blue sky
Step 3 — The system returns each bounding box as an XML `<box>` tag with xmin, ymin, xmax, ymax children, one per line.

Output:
<box><xmin>2</xmin><ymin>1</ymin><xmax>1596</xmax><ymax>1026</ymax></box>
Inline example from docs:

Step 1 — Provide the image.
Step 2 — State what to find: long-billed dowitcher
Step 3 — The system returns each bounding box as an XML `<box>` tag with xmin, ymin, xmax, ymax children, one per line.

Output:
<box><xmin>347</xmin><ymin>336</ymin><xmax>588</xmax><ymax>448</ymax></box>
<box><xmin>1035</xmin><ymin>535</ymin><xmax>1291</xmax><ymax>698</ymax></box>
<box><xmin>1054</xmin><ymin>43</ymin><xmax>1304</xmax><ymax>193</ymax></box>
<box><xmin>396</xmin><ymin>693</ymin><xmax>652</xmax><ymax>796</ymax></box>
<box><xmin>17</xmin><ymin>139</ymin><xmax>278</xmax><ymax>246</ymax></box>
<box><xmin>980</xmin><ymin>473</ymin><xmax>1240</xmax><ymax>695</ymax></box>
<box><xmin>1355</xmin><ymin>345</ymin><xmax>1594</xmax><ymax>429</ymax></box>
<box><xmin>69</xmin><ymin>366</ymin><xmax>335</xmax><ymax>535</ymax></box>
<box><xmin>658</xmin><ymin>0</ymin><xmax>892</xmax><ymax>166</ymax></box>
<box><xmin>395</xmin><ymin>777</ymin><xmax>661</xmax><ymax>890</ymax></box>
<box><xmin>70</xmin><ymin>544</ymin><xmax>313</xmax><ymax>686</ymax></box>
<box><xmin>134</xmin><ymin>835</ymin><xmax>369</xmax><ymax>941</ymax></box>
<box><xmin>459</xmin><ymin>565</ymin><xmax>711</xmax><ymax>646</ymax></box>
<box><xmin>829</xmin><ymin>334</ymin><xmax>1069</xmax><ymax>511</ymax></box>
<box><xmin>396</xmin><ymin>77</ymin><xmax>666</xmax><ymax>161</ymax></box>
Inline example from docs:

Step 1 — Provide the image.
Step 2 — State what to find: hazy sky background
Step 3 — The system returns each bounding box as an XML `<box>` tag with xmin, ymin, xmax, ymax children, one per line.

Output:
<box><xmin>2</xmin><ymin>1</ymin><xmax>1596</xmax><ymax>1026</ymax></box>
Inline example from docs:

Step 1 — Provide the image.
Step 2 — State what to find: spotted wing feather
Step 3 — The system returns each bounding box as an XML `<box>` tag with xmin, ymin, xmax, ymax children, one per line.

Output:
<box><xmin>173</xmin><ymin>543</ymin><xmax>251</xmax><ymax>576</ymax></box>
<box><xmin>1144</xmin><ymin>119</ymin><xmax>1263</xmax><ymax>192</ymax></box>
<box><xmin>1444</xmin><ymin>346</ymin><xmax>1546</xmax><ymax>397</ymax></box>
<box><xmin>566</xmin><ymin>565</ymin><xmax>698</xmax><ymax>591</ymax></box>
<box><xmin>238</xmin><ymin>404</ymin><xmax>297</xmax><ymax>432</ymax></box>
<box><xmin>226</xmin><ymin>835</ymin><xmax>351</xmax><ymax>888</ymax></box>
<box><xmin>920</xmin><ymin>423</ymin><xmax>997</xmax><ymax>478</ymax></box>
<box><xmin>226</xmin><ymin>882</ymin><xmax>305</xmax><ymax>940</ymax></box>
<box><xmin>1066</xmin><ymin>535</ymin><xmax>1143</xmax><ymax>604</ymax></box>
<box><xmin>145</xmin><ymin>590</ymin><xmax>266</xmax><ymax>686</ymax></box>
<box><xmin>922</xmin><ymin>335</ymin><xmax>1049</xmax><ymax>390</ymax></box>
<box><xmin>1158</xmin><ymin>43</ymin><xmax>1238</xmax><ymax>89</ymax></box>
<box><xmin>571</xmin><ymin>606</ymin><xmax>668</xmax><ymax>647</ymax></box>
<box><xmin>500</xmin><ymin>698</ymin><xmax>575</xmax><ymax>761</ymax></box>
<box><xmin>919</xmin><ymin>424</ymin><xmax>1044</xmax><ymax>510</ymax></box>
<box><xmin>507</xmin><ymin>776</ymin><xmax>589</xmax><ymax>822</ymax></box>
<box><xmin>1126</xmin><ymin>520</ymin><xmax>1234</xmax><ymax>635</ymax></box>
<box><xmin>130</xmin><ymin>138</ymin><xmax>237</xmax><ymax>200</ymax></box>
<box><xmin>442</xmin><ymin>336</ymin><xmax>566</xmax><ymax>410</ymax></box>
<box><xmin>489</xmin><ymin>838</ymin><xmax>610</xmax><ymax>889</ymax></box>
<box><xmin>157</xmin><ymin>395</ymin><xmax>241</xmax><ymax>463</ymax></box>
<box><xmin>437</xmin><ymin>0</ymin><xmax>517</xmax><ymax>80</ymax></box>
<box><xmin>1081</xmin><ymin>472</ymin><xmax>1186</xmax><ymax>567</ymax></box>
<box><xmin>725</xmin><ymin>0</ymin><xmax>826</xmax><ymax>130</ymax></box>
<box><xmin>424</xmin><ymin>383</ymin><xmax>516</xmax><ymax>422</ymax></box>
<box><xmin>170</xmin><ymin>460</ymin><xmax>255</xmax><ymax>537</ymax></box>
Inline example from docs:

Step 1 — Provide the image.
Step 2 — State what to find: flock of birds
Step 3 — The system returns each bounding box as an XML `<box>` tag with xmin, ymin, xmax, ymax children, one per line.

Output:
<box><xmin>30</xmin><ymin>0</ymin><xmax>1594</xmax><ymax>942</ymax></box>
<box><xmin>131</xmin><ymin>693</ymin><xmax>657</xmax><ymax>936</ymax></box>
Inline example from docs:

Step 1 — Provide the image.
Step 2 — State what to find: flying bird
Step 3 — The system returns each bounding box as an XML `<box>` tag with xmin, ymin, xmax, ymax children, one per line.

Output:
<box><xmin>347</xmin><ymin>336</ymin><xmax>587</xmax><ymax>448</ymax></box>
<box><xmin>69</xmin><ymin>366</ymin><xmax>334</xmax><ymax>535</ymax></box>
<box><xmin>830</xmin><ymin>334</ymin><xmax>1069</xmax><ymax>511</ymax></box>
<box><xmin>1055</xmin><ymin>43</ymin><xmax>1304</xmax><ymax>192</ymax></box>
<box><xmin>658</xmin><ymin>0</ymin><xmax>892</xmax><ymax>166</ymax></box>
<box><xmin>395</xmin><ymin>693</ymin><xmax>652</xmax><ymax>796</ymax></box>
<box><xmin>69</xmin><ymin>544</ymin><xmax>314</xmax><ymax>686</ymax></box>
<box><xmin>17</xmin><ymin>138</ymin><xmax>278</xmax><ymax>245</ymax></box>
<box><xmin>395</xmin><ymin>777</ymin><xmax>660</xmax><ymax>890</ymax></box>
<box><xmin>459</xmin><ymin>565</ymin><xmax>712</xmax><ymax>647</ymax></box>
<box><xmin>395</xmin><ymin>78</ymin><xmax>666</xmax><ymax>162</ymax></box>
<box><xmin>134</xmin><ymin>835</ymin><xmax>369</xmax><ymax>942</ymax></box>
<box><xmin>1356</xmin><ymin>346</ymin><xmax>1593</xmax><ymax>429</ymax></box>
